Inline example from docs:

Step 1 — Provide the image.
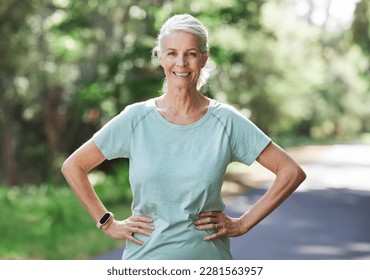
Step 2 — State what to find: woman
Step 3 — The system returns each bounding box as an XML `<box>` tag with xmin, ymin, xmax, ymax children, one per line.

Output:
<box><xmin>61</xmin><ymin>14</ymin><xmax>306</xmax><ymax>260</ymax></box>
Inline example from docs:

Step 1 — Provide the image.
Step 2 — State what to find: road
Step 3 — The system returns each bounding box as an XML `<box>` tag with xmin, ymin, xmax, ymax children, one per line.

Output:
<box><xmin>94</xmin><ymin>143</ymin><xmax>370</xmax><ymax>260</ymax></box>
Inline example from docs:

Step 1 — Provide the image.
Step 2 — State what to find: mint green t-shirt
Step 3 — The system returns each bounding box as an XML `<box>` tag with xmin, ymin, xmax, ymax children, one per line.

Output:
<box><xmin>92</xmin><ymin>98</ymin><xmax>271</xmax><ymax>260</ymax></box>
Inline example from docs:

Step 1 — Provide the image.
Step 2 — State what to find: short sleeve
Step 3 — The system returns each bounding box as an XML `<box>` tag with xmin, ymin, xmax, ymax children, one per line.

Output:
<box><xmin>227</xmin><ymin>107</ymin><xmax>271</xmax><ymax>165</ymax></box>
<box><xmin>92</xmin><ymin>106</ymin><xmax>134</xmax><ymax>160</ymax></box>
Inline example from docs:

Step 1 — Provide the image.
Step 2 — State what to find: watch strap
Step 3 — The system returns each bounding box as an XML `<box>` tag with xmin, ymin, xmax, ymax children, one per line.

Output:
<box><xmin>96</xmin><ymin>212</ymin><xmax>114</xmax><ymax>229</ymax></box>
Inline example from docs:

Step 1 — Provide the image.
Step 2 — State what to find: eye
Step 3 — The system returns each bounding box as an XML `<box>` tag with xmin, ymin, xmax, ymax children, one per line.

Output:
<box><xmin>188</xmin><ymin>52</ymin><xmax>197</xmax><ymax>57</ymax></box>
<box><xmin>167</xmin><ymin>51</ymin><xmax>176</xmax><ymax>56</ymax></box>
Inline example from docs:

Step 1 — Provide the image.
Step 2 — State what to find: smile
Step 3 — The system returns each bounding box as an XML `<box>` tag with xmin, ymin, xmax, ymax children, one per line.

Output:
<box><xmin>173</xmin><ymin>72</ymin><xmax>191</xmax><ymax>77</ymax></box>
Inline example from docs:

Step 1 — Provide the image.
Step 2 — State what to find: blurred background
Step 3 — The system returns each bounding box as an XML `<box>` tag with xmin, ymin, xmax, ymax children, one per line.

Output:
<box><xmin>1</xmin><ymin>0</ymin><xmax>369</xmax><ymax>260</ymax></box>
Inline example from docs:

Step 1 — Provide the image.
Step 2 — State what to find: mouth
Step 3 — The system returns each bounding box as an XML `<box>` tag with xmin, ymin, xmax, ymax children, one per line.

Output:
<box><xmin>173</xmin><ymin>72</ymin><xmax>191</xmax><ymax>77</ymax></box>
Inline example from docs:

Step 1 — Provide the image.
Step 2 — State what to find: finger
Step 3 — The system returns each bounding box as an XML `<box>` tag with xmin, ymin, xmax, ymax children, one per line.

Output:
<box><xmin>196</xmin><ymin>222</ymin><xmax>221</xmax><ymax>231</ymax></box>
<box><xmin>130</xmin><ymin>216</ymin><xmax>153</xmax><ymax>223</ymax></box>
<box><xmin>194</xmin><ymin>217</ymin><xmax>218</xmax><ymax>225</ymax></box>
<box><xmin>128</xmin><ymin>221</ymin><xmax>155</xmax><ymax>231</ymax></box>
<box><xmin>125</xmin><ymin>234</ymin><xmax>145</xmax><ymax>246</ymax></box>
<box><xmin>203</xmin><ymin>230</ymin><xmax>225</xmax><ymax>241</ymax></box>
<box><xmin>122</xmin><ymin>227</ymin><xmax>149</xmax><ymax>245</ymax></box>
<box><xmin>131</xmin><ymin>227</ymin><xmax>153</xmax><ymax>237</ymax></box>
<box><xmin>198</xmin><ymin>211</ymin><xmax>220</xmax><ymax>218</ymax></box>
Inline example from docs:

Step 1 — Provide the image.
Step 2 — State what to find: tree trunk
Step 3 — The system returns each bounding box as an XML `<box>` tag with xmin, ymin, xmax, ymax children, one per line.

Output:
<box><xmin>44</xmin><ymin>85</ymin><xmax>66</xmax><ymax>160</ymax></box>
<box><xmin>1</xmin><ymin>103</ymin><xmax>18</xmax><ymax>186</ymax></box>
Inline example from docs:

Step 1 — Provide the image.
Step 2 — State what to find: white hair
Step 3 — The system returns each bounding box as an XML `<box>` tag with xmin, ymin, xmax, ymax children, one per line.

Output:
<box><xmin>152</xmin><ymin>14</ymin><xmax>211</xmax><ymax>93</ymax></box>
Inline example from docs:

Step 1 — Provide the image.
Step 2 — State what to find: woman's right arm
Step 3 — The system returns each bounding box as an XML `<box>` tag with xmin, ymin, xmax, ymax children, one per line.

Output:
<box><xmin>61</xmin><ymin>139</ymin><xmax>154</xmax><ymax>245</ymax></box>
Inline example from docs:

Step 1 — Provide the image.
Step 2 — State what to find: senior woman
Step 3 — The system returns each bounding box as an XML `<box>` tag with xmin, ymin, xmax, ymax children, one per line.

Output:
<box><xmin>61</xmin><ymin>14</ymin><xmax>306</xmax><ymax>260</ymax></box>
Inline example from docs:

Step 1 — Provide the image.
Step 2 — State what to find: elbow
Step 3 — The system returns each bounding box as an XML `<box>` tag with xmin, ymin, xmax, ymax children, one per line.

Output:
<box><xmin>61</xmin><ymin>158</ymin><xmax>70</xmax><ymax>178</ymax></box>
<box><xmin>279</xmin><ymin>162</ymin><xmax>306</xmax><ymax>192</ymax></box>
<box><xmin>61</xmin><ymin>156</ymin><xmax>75</xmax><ymax>180</ymax></box>
<box><xmin>294</xmin><ymin>164</ymin><xmax>307</xmax><ymax>186</ymax></box>
<box><xmin>61</xmin><ymin>156</ymin><xmax>84</xmax><ymax>189</ymax></box>
<box><xmin>61</xmin><ymin>154</ymin><xmax>91</xmax><ymax>183</ymax></box>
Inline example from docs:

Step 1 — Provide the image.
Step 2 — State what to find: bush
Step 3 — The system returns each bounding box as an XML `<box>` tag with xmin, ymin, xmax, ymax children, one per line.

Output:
<box><xmin>93</xmin><ymin>164</ymin><xmax>132</xmax><ymax>204</ymax></box>
<box><xmin>0</xmin><ymin>167</ymin><xmax>132</xmax><ymax>260</ymax></box>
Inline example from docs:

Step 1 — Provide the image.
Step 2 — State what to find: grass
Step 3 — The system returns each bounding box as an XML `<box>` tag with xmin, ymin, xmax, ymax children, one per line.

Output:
<box><xmin>0</xmin><ymin>168</ymin><xmax>133</xmax><ymax>260</ymax></box>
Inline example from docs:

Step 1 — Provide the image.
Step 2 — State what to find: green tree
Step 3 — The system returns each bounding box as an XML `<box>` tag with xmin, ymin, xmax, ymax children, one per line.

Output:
<box><xmin>1</xmin><ymin>0</ymin><xmax>368</xmax><ymax>185</ymax></box>
<box><xmin>0</xmin><ymin>0</ymin><xmax>38</xmax><ymax>185</ymax></box>
<box><xmin>351</xmin><ymin>0</ymin><xmax>370</xmax><ymax>132</ymax></box>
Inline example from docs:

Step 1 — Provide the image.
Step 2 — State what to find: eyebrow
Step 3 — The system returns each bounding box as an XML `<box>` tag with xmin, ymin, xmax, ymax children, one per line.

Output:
<box><xmin>165</xmin><ymin>48</ymin><xmax>200</xmax><ymax>52</ymax></box>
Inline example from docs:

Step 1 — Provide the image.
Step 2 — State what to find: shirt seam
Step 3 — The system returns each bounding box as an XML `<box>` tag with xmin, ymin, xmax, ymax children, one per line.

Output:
<box><xmin>211</xmin><ymin>109</ymin><xmax>270</xmax><ymax>164</ymax></box>
<box><xmin>209</xmin><ymin>111</ymin><xmax>233</xmax><ymax>162</ymax></box>
<box><xmin>152</xmin><ymin>99</ymin><xmax>216</xmax><ymax>130</ymax></box>
<box><xmin>128</xmin><ymin>105</ymin><xmax>156</xmax><ymax>159</ymax></box>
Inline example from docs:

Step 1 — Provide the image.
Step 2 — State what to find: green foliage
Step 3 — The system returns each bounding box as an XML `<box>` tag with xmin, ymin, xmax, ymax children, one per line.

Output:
<box><xmin>352</xmin><ymin>0</ymin><xmax>370</xmax><ymax>56</ymax></box>
<box><xmin>1</xmin><ymin>0</ymin><xmax>370</xmax><ymax>185</ymax></box>
<box><xmin>0</xmin><ymin>175</ymin><xmax>132</xmax><ymax>259</ymax></box>
<box><xmin>93</xmin><ymin>163</ymin><xmax>133</xmax><ymax>204</ymax></box>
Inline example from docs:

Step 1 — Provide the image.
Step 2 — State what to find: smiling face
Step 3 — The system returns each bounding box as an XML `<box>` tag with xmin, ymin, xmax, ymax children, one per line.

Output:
<box><xmin>160</xmin><ymin>30</ymin><xmax>209</xmax><ymax>92</ymax></box>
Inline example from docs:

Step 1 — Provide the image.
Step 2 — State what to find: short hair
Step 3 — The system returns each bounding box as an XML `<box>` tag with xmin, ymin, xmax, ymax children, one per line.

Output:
<box><xmin>152</xmin><ymin>14</ymin><xmax>211</xmax><ymax>93</ymax></box>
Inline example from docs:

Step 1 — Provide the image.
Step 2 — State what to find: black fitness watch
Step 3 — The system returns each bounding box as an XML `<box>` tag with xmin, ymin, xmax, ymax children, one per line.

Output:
<box><xmin>96</xmin><ymin>212</ymin><xmax>114</xmax><ymax>229</ymax></box>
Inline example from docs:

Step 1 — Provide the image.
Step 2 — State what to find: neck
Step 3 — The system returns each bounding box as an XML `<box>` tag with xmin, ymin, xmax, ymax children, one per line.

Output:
<box><xmin>160</xmin><ymin>87</ymin><xmax>207</xmax><ymax>114</ymax></box>
<box><xmin>155</xmin><ymin>88</ymin><xmax>210</xmax><ymax>125</ymax></box>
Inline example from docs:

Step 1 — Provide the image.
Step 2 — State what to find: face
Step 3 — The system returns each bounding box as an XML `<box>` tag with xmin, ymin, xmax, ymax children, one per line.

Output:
<box><xmin>160</xmin><ymin>30</ymin><xmax>209</xmax><ymax>91</ymax></box>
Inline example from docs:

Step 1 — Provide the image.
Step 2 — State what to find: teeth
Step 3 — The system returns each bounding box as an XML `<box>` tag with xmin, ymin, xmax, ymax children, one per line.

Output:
<box><xmin>174</xmin><ymin>72</ymin><xmax>190</xmax><ymax>77</ymax></box>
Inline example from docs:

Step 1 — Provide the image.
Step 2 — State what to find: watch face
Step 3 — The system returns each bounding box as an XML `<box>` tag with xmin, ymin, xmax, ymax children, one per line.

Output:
<box><xmin>100</xmin><ymin>213</ymin><xmax>111</xmax><ymax>224</ymax></box>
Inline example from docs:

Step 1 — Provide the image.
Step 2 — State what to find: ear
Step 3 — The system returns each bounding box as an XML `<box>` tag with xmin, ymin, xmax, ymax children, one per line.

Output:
<box><xmin>153</xmin><ymin>48</ymin><xmax>164</xmax><ymax>68</ymax></box>
<box><xmin>202</xmin><ymin>51</ymin><xmax>210</xmax><ymax>67</ymax></box>
<box><xmin>159</xmin><ymin>52</ymin><xmax>165</xmax><ymax>68</ymax></box>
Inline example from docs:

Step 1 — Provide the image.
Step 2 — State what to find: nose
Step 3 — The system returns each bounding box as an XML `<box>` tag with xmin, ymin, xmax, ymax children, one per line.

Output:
<box><xmin>176</xmin><ymin>54</ymin><xmax>186</xmax><ymax>67</ymax></box>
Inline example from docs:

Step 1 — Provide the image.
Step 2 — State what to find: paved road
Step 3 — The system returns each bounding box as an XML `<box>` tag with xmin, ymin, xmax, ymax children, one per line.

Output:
<box><xmin>95</xmin><ymin>143</ymin><xmax>370</xmax><ymax>260</ymax></box>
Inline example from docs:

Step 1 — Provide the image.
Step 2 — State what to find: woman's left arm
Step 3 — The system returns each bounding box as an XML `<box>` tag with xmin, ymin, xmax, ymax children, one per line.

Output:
<box><xmin>194</xmin><ymin>142</ymin><xmax>306</xmax><ymax>240</ymax></box>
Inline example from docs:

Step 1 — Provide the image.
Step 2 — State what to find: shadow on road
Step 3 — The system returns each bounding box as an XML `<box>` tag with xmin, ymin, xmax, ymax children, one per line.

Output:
<box><xmin>227</xmin><ymin>186</ymin><xmax>370</xmax><ymax>260</ymax></box>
